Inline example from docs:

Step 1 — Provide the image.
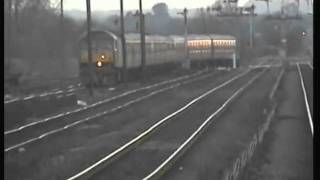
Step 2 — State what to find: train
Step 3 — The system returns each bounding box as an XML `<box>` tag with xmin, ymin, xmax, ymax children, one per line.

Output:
<box><xmin>78</xmin><ymin>30</ymin><xmax>239</xmax><ymax>86</ymax></box>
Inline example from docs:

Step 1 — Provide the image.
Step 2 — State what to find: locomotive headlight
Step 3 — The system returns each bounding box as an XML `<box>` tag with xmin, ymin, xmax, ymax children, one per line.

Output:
<box><xmin>96</xmin><ymin>61</ymin><xmax>103</xmax><ymax>68</ymax></box>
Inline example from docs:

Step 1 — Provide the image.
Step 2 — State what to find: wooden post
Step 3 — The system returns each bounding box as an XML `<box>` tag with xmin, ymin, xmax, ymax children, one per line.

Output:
<box><xmin>180</xmin><ymin>8</ymin><xmax>190</xmax><ymax>69</ymax></box>
<box><xmin>249</xmin><ymin>5</ymin><xmax>254</xmax><ymax>48</ymax></box>
<box><xmin>6</xmin><ymin>0</ymin><xmax>12</xmax><ymax>73</ymax></box>
<box><xmin>61</xmin><ymin>0</ymin><xmax>65</xmax><ymax>64</ymax></box>
<box><xmin>120</xmin><ymin>0</ymin><xmax>127</xmax><ymax>83</ymax></box>
<box><xmin>139</xmin><ymin>0</ymin><xmax>146</xmax><ymax>80</ymax></box>
<box><xmin>266</xmin><ymin>0</ymin><xmax>270</xmax><ymax>15</ymax></box>
<box><xmin>86</xmin><ymin>0</ymin><xmax>94</xmax><ymax>96</ymax></box>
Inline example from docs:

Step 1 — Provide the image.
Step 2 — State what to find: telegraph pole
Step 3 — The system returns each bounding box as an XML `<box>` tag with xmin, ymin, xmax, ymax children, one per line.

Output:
<box><xmin>6</xmin><ymin>0</ymin><xmax>12</xmax><ymax>73</ymax></box>
<box><xmin>297</xmin><ymin>0</ymin><xmax>300</xmax><ymax>17</ymax></box>
<box><xmin>120</xmin><ymin>0</ymin><xmax>127</xmax><ymax>83</ymax></box>
<box><xmin>14</xmin><ymin>0</ymin><xmax>18</xmax><ymax>28</ymax></box>
<box><xmin>249</xmin><ymin>4</ymin><xmax>255</xmax><ymax>48</ymax></box>
<box><xmin>266</xmin><ymin>0</ymin><xmax>270</xmax><ymax>15</ymax></box>
<box><xmin>60</xmin><ymin>0</ymin><xmax>65</xmax><ymax>62</ymax></box>
<box><xmin>281</xmin><ymin>0</ymin><xmax>284</xmax><ymax>17</ymax></box>
<box><xmin>139</xmin><ymin>0</ymin><xmax>146</xmax><ymax>80</ymax></box>
<box><xmin>86</xmin><ymin>0</ymin><xmax>94</xmax><ymax>96</ymax></box>
<box><xmin>178</xmin><ymin>8</ymin><xmax>190</xmax><ymax>69</ymax></box>
<box><xmin>280</xmin><ymin>20</ymin><xmax>287</xmax><ymax>60</ymax></box>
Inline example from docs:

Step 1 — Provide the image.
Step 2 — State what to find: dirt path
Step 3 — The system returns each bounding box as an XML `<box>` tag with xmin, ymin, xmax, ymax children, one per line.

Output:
<box><xmin>239</xmin><ymin>67</ymin><xmax>313</xmax><ymax>180</ymax></box>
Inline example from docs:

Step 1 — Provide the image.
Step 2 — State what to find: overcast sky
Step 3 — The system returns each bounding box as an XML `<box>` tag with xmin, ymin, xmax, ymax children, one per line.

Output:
<box><xmin>62</xmin><ymin>0</ymin><xmax>311</xmax><ymax>12</ymax></box>
<box><xmin>63</xmin><ymin>0</ymin><xmax>251</xmax><ymax>11</ymax></box>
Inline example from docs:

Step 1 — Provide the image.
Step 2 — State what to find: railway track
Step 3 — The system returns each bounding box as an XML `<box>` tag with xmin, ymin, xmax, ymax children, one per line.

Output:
<box><xmin>297</xmin><ymin>63</ymin><xmax>313</xmax><ymax>136</ymax></box>
<box><xmin>5</xmin><ymin>60</ymin><xmax>277</xmax><ymax>179</ymax></box>
<box><xmin>4</xmin><ymin>56</ymin><xmax>275</xmax><ymax>105</ymax></box>
<box><xmin>66</xmin><ymin>66</ymin><xmax>273</xmax><ymax>180</ymax></box>
<box><xmin>4</xmin><ymin>82</ymin><xmax>83</xmax><ymax>104</ymax></box>
<box><xmin>5</xmin><ymin>68</ymin><xmax>232</xmax><ymax>152</ymax></box>
<box><xmin>236</xmin><ymin>63</ymin><xmax>313</xmax><ymax>180</ymax></box>
<box><xmin>5</xmin><ymin>70</ymin><xmax>214</xmax><ymax>132</ymax></box>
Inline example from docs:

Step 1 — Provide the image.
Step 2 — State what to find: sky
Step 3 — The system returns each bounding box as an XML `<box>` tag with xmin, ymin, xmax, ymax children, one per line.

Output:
<box><xmin>61</xmin><ymin>0</ymin><xmax>311</xmax><ymax>13</ymax></box>
<box><xmin>62</xmin><ymin>0</ymin><xmax>251</xmax><ymax>11</ymax></box>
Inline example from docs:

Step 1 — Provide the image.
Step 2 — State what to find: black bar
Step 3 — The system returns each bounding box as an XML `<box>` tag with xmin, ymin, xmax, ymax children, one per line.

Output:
<box><xmin>139</xmin><ymin>0</ymin><xmax>146</xmax><ymax>80</ymax></box>
<box><xmin>120</xmin><ymin>0</ymin><xmax>127</xmax><ymax>82</ymax></box>
<box><xmin>6</xmin><ymin>0</ymin><xmax>12</xmax><ymax>72</ymax></box>
<box><xmin>61</xmin><ymin>0</ymin><xmax>65</xmax><ymax>60</ymax></box>
<box><xmin>86</xmin><ymin>0</ymin><xmax>94</xmax><ymax>95</ymax></box>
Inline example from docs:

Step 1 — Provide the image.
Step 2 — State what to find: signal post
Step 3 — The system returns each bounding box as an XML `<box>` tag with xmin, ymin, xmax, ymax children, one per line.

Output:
<box><xmin>178</xmin><ymin>8</ymin><xmax>190</xmax><ymax>69</ymax></box>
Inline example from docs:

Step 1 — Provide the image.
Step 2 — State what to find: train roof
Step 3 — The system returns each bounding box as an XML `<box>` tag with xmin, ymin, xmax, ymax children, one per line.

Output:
<box><xmin>187</xmin><ymin>34</ymin><xmax>236</xmax><ymax>41</ymax></box>
<box><xmin>209</xmin><ymin>34</ymin><xmax>236</xmax><ymax>40</ymax></box>
<box><xmin>187</xmin><ymin>34</ymin><xmax>211</xmax><ymax>41</ymax></box>
<box><xmin>78</xmin><ymin>29</ymin><xmax>118</xmax><ymax>43</ymax></box>
<box><xmin>125</xmin><ymin>33</ymin><xmax>173</xmax><ymax>44</ymax></box>
<box><xmin>169</xmin><ymin>35</ymin><xmax>185</xmax><ymax>43</ymax></box>
<box><xmin>78</xmin><ymin>30</ymin><xmax>236</xmax><ymax>44</ymax></box>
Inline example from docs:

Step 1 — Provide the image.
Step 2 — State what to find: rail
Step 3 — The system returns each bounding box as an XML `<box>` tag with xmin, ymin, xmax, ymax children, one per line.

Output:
<box><xmin>297</xmin><ymin>63</ymin><xmax>313</xmax><ymax>136</ymax></box>
<box><xmin>66</xmin><ymin>69</ymin><xmax>253</xmax><ymax>180</ymax></box>
<box><xmin>5</xmin><ymin>69</ymin><xmax>220</xmax><ymax>152</ymax></box>
<box><xmin>143</xmin><ymin>68</ymin><xmax>269</xmax><ymax>180</ymax></box>
<box><xmin>4</xmin><ymin>69</ymin><xmax>209</xmax><ymax>135</ymax></box>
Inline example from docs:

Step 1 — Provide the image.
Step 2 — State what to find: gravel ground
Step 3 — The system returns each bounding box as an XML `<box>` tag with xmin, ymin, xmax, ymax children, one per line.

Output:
<box><xmin>5</xmin><ymin>69</ymin><xmax>233</xmax><ymax>150</ymax></box>
<box><xmin>238</xmin><ymin>66</ymin><xmax>313</xmax><ymax>180</ymax></box>
<box><xmin>161</xmin><ymin>67</ymin><xmax>280</xmax><ymax>180</ymax></box>
<box><xmin>89</xmin><ymin>69</ymin><xmax>262</xmax><ymax>180</ymax></box>
<box><xmin>4</xmin><ymin>68</ymin><xmax>212</xmax><ymax>134</ymax></box>
<box><xmin>5</xmin><ymin>67</ymin><xmax>245</xmax><ymax>180</ymax></box>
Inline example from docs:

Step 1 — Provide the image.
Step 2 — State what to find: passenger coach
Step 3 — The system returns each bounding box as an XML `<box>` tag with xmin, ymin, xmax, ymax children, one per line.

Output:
<box><xmin>78</xmin><ymin>30</ymin><xmax>238</xmax><ymax>86</ymax></box>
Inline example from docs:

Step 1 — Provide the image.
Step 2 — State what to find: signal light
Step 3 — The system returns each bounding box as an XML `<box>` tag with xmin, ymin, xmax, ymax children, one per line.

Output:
<box><xmin>96</xmin><ymin>61</ymin><xmax>103</xmax><ymax>67</ymax></box>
